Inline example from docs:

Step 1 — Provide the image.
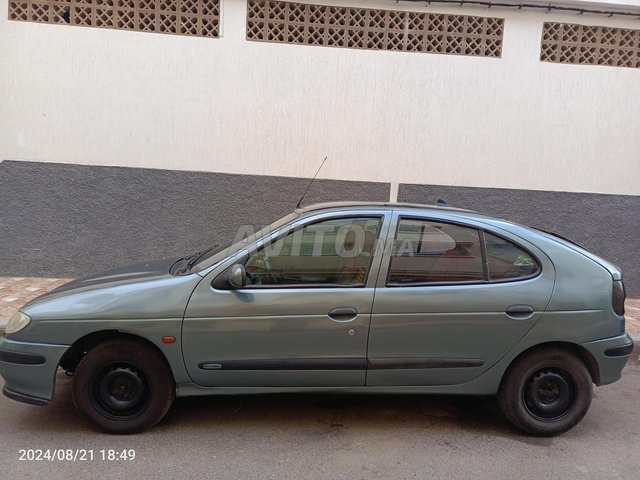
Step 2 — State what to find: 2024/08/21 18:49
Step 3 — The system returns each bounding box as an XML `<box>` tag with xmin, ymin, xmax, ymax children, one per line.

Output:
<box><xmin>17</xmin><ymin>449</ymin><xmax>136</xmax><ymax>461</ymax></box>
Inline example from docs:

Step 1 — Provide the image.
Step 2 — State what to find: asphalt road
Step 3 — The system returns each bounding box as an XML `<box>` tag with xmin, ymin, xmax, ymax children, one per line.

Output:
<box><xmin>1</xmin><ymin>354</ymin><xmax>639</xmax><ymax>480</ymax></box>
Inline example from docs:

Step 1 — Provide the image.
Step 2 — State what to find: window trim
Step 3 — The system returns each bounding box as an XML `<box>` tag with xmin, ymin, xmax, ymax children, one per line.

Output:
<box><xmin>384</xmin><ymin>216</ymin><xmax>542</xmax><ymax>288</ymax></box>
<box><xmin>216</xmin><ymin>214</ymin><xmax>385</xmax><ymax>290</ymax></box>
<box><xmin>478</xmin><ymin>229</ymin><xmax>490</xmax><ymax>281</ymax></box>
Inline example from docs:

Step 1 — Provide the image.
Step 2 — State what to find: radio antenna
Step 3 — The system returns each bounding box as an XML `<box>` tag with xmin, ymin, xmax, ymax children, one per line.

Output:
<box><xmin>296</xmin><ymin>156</ymin><xmax>328</xmax><ymax>209</ymax></box>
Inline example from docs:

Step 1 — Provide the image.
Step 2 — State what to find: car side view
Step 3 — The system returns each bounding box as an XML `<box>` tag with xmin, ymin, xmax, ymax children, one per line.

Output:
<box><xmin>0</xmin><ymin>202</ymin><xmax>633</xmax><ymax>435</ymax></box>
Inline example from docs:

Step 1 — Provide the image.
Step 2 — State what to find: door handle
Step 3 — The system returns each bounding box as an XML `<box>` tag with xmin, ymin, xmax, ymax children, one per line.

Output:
<box><xmin>328</xmin><ymin>307</ymin><xmax>358</xmax><ymax>322</ymax></box>
<box><xmin>505</xmin><ymin>304</ymin><xmax>534</xmax><ymax>318</ymax></box>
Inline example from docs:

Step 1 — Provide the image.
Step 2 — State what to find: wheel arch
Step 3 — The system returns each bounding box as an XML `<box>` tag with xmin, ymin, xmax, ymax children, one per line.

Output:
<box><xmin>59</xmin><ymin>330</ymin><xmax>173</xmax><ymax>375</ymax></box>
<box><xmin>500</xmin><ymin>341</ymin><xmax>601</xmax><ymax>387</ymax></box>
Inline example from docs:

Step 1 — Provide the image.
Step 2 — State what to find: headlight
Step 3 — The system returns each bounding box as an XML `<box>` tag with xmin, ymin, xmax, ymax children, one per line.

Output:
<box><xmin>6</xmin><ymin>311</ymin><xmax>31</xmax><ymax>335</ymax></box>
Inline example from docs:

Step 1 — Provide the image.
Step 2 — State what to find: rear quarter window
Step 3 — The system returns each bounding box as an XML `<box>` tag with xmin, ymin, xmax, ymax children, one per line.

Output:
<box><xmin>484</xmin><ymin>232</ymin><xmax>540</xmax><ymax>281</ymax></box>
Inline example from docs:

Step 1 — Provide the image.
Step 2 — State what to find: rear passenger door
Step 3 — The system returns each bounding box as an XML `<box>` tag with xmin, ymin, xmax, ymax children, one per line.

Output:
<box><xmin>367</xmin><ymin>212</ymin><xmax>555</xmax><ymax>386</ymax></box>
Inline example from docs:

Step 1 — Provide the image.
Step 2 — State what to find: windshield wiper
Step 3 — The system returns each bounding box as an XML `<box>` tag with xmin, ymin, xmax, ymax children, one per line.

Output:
<box><xmin>179</xmin><ymin>244</ymin><xmax>220</xmax><ymax>274</ymax></box>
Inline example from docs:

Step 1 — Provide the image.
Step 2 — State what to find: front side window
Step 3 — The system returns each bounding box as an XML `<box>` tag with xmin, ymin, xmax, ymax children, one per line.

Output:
<box><xmin>244</xmin><ymin>217</ymin><xmax>382</xmax><ymax>287</ymax></box>
<box><xmin>387</xmin><ymin>219</ymin><xmax>484</xmax><ymax>285</ymax></box>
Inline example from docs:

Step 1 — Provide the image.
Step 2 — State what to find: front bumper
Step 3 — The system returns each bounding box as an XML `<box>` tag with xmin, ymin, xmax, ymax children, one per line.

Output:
<box><xmin>581</xmin><ymin>332</ymin><xmax>634</xmax><ymax>386</ymax></box>
<box><xmin>0</xmin><ymin>336</ymin><xmax>69</xmax><ymax>405</ymax></box>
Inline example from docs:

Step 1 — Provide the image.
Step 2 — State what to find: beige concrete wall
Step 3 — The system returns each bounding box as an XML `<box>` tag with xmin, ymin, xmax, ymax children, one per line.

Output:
<box><xmin>1</xmin><ymin>0</ymin><xmax>639</xmax><ymax>195</ymax></box>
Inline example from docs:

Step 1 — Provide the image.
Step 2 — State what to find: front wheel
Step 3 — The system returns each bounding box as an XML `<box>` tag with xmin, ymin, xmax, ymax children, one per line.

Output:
<box><xmin>498</xmin><ymin>347</ymin><xmax>592</xmax><ymax>436</ymax></box>
<box><xmin>72</xmin><ymin>338</ymin><xmax>175</xmax><ymax>434</ymax></box>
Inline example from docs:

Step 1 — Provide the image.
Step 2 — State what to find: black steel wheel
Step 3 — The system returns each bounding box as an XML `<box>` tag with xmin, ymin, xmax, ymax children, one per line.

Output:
<box><xmin>72</xmin><ymin>338</ymin><xmax>175</xmax><ymax>434</ymax></box>
<box><xmin>523</xmin><ymin>368</ymin><xmax>577</xmax><ymax>422</ymax></box>
<box><xmin>498</xmin><ymin>346</ymin><xmax>592</xmax><ymax>436</ymax></box>
<box><xmin>91</xmin><ymin>363</ymin><xmax>151</xmax><ymax>420</ymax></box>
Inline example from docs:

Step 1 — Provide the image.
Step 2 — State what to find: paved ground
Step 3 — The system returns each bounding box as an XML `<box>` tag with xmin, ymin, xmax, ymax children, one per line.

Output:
<box><xmin>0</xmin><ymin>357</ymin><xmax>639</xmax><ymax>480</ymax></box>
<box><xmin>0</xmin><ymin>277</ymin><xmax>70</xmax><ymax>321</ymax></box>
<box><xmin>627</xmin><ymin>299</ymin><xmax>640</xmax><ymax>337</ymax></box>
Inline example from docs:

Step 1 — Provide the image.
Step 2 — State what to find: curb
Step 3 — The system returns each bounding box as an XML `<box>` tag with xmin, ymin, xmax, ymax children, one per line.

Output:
<box><xmin>632</xmin><ymin>341</ymin><xmax>640</xmax><ymax>363</ymax></box>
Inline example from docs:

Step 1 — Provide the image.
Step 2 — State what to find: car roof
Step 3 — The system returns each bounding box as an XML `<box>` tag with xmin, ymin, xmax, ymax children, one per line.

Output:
<box><xmin>295</xmin><ymin>201</ymin><xmax>484</xmax><ymax>219</ymax></box>
<box><xmin>295</xmin><ymin>201</ymin><xmax>476</xmax><ymax>215</ymax></box>
<box><xmin>294</xmin><ymin>201</ymin><xmax>523</xmax><ymax>230</ymax></box>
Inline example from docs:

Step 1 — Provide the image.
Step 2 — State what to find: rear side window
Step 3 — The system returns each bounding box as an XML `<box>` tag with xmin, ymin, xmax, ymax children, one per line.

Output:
<box><xmin>387</xmin><ymin>219</ymin><xmax>485</xmax><ymax>285</ymax></box>
<box><xmin>387</xmin><ymin>218</ymin><xmax>541</xmax><ymax>286</ymax></box>
<box><xmin>484</xmin><ymin>232</ymin><xmax>539</xmax><ymax>281</ymax></box>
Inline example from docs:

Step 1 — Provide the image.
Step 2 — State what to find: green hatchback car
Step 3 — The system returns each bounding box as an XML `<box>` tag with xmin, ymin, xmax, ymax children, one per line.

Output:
<box><xmin>0</xmin><ymin>202</ymin><xmax>633</xmax><ymax>435</ymax></box>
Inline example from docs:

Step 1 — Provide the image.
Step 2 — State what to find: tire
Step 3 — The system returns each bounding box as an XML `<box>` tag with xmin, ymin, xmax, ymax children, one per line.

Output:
<box><xmin>498</xmin><ymin>346</ymin><xmax>592</xmax><ymax>436</ymax></box>
<box><xmin>72</xmin><ymin>338</ymin><xmax>175</xmax><ymax>434</ymax></box>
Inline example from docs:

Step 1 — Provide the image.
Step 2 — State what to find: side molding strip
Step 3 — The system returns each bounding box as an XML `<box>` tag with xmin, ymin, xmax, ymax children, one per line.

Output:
<box><xmin>368</xmin><ymin>358</ymin><xmax>484</xmax><ymax>369</ymax></box>
<box><xmin>199</xmin><ymin>359</ymin><xmax>368</xmax><ymax>370</ymax></box>
<box><xmin>198</xmin><ymin>357</ymin><xmax>484</xmax><ymax>370</ymax></box>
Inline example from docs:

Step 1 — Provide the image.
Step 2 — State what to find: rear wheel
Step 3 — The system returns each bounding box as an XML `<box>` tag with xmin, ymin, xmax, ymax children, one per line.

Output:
<box><xmin>498</xmin><ymin>347</ymin><xmax>592</xmax><ymax>436</ymax></box>
<box><xmin>72</xmin><ymin>338</ymin><xmax>175</xmax><ymax>434</ymax></box>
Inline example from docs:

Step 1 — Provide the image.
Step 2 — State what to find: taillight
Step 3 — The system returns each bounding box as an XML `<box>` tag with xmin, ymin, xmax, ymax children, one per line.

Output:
<box><xmin>612</xmin><ymin>280</ymin><xmax>626</xmax><ymax>316</ymax></box>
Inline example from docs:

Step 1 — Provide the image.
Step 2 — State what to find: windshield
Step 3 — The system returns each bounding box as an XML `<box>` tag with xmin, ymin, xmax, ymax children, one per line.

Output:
<box><xmin>189</xmin><ymin>211</ymin><xmax>300</xmax><ymax>273</ymax></box>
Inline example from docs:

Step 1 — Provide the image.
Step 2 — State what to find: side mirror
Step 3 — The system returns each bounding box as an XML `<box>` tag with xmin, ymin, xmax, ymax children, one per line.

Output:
<box><xmin>227</xmin><ymin>263</ymin><xmax>247</xmax><ymax>289</ymax></box>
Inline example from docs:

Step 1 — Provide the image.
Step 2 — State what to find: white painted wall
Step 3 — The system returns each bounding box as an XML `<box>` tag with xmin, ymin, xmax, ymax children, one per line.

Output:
<box><xmin>503</xmin><ymin>0</ymin><xmax>640</xmax><ymax>8</ymax></box>
<box><xmin>1</xmin><ymin>0</ymin><xmax>639</xmax><ymax>195</ymax></box>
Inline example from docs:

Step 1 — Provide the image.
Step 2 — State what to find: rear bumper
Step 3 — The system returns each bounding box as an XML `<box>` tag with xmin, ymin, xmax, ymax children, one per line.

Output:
<box><xmin>581</xmin><ymin>332</ymin><xmax>634</xmax><ymax>386</ymax></box>
<box><xmin>0</xmin><ymin>336</ymin><xmax>69</xmax><ymax>405</ymax></box>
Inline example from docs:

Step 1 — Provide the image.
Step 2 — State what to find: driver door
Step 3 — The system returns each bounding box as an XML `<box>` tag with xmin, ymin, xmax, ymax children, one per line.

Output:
<box><xmin>182</xmin><ymin>211</ymin><xmax>390</xmax><ymax>387</ymax></box>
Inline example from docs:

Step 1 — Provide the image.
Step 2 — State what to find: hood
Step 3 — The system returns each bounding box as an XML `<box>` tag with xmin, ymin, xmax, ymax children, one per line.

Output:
<box><xmin>22</xmin><ymin>257</ymin><xmax>203</xmax><ymax>321</ymax></box>
<box><xmin>37</xmin><ymin>258</ymin><xmax>179</xmax><ymax>301</ymax></box>
<box><xmin>26</xmin><ymin>258</ymin><xmax>179</xmax><ymax>307</ymax></box>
